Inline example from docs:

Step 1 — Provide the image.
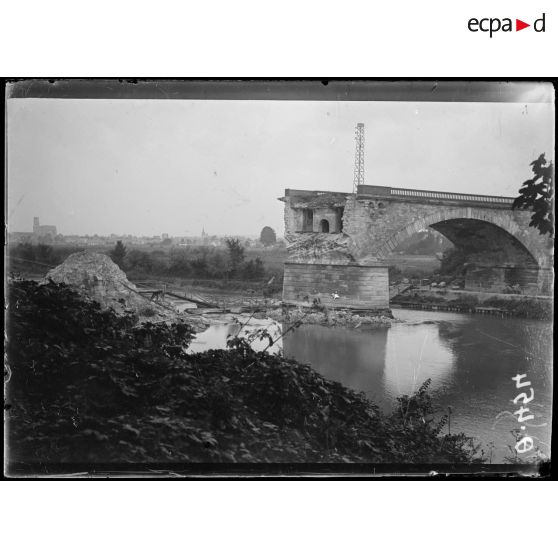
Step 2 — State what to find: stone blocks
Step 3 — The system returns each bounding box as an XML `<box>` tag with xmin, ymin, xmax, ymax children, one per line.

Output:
<box><xmin>281</xmin><ymin>188</ymin><xmax>553</xmax><ymax>301</ymax></box>
<box><xmin>283</xmin><ymin>262</ymin><xmax>389</xmax><ymax>309</ymax></box>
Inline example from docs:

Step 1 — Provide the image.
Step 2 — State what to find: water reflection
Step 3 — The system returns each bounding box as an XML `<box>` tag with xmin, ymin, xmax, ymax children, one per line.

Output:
<box><xmin>189</xmin><ymin>309</ymin><xmax>552</xmax><ymax>462</ymax></box>
<box><xmin>282</xmin><ymin>321</ymin><xmax>459</xmax><ymax>409</ymax></box>
<box><xmin>282</xmin><ymin>310</ymin><xmax>552</xmax><ymax>462</ymax></box>
<box><xmin>282</xmin><ymin>325</ymin><xmax>388</xmax><ymax>405</ymax></box>
<box><xmin>425</xmin><ymin>312</ymin><xmax>553</xmax><ymax>460</ymax></box>
<box><xmin>383</xmin><ymin>323</ymin><xmax>455</xmax><ymax>401</ymax></box>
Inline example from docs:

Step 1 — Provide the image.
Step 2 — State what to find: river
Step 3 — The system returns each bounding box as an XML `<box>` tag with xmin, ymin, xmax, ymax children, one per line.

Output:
<box><xmin>188</xmin><ymin>309</ymin><xmax>553</xmax><ymax>463</ymax></box>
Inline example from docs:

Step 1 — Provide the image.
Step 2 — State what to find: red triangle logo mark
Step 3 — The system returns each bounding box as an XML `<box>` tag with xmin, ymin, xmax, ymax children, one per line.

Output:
<box><xmin>516</xmin><ymin>19</ymin><xmax>530</xmax><ymax>31</ymax></box>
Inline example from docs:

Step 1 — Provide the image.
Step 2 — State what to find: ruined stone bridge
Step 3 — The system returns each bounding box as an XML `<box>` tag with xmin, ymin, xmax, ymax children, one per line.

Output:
<box><xmin>280</xmin><ymin>184</ymin><xmax>553</xmax><ymax>309</ymax></box>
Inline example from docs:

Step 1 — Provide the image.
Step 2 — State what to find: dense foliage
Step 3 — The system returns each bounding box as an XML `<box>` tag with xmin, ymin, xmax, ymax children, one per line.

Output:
<box><xmin>388</xmin><ymin>265</ymin><xmax>404</xmax><ymax>283</ymax></box>
<box><xmin>6</xmin><ymin>280</ymin><xmax>483</xmax><ymax>464</ymax></box>
<box><xmin>9</xmin><ymin>241</ymin><xmax>274</xmax><ymax>285</ymax></box>
<box><xmin>439</xmin><ymin>247</ymin><xmax>469</xmax><ymax>278</ymax></box>
<box><xmin>225</xmin><ymin>238</ymin><xmax>246</xmax><ymax>276</ymax></box>
<box><xmin>483</xmin><ymin>296</ymin><xmax>553</xmax><ymax>320</ymax></box>
<box><xmin>9</xmin><ymin>242</ymin><xmax>79</xmax><ymax>274</ymax></box>
<box><xmin>109</xmin><ymin>240</ymin><xmax>127</xmax><ymax>268</ymax></box>
<box><xmin>513</xmin><ymin>153</ymin><xmax>554</xmax><ymax>237</ymax></box>
<box><xmin>392</xmin><ymin>291</ymin><xmax>448</xmax><ymax>305</ymax></box>
<box><xmin>395</xmin><ymin>230</ymin><xmax>452</xmax><ymax>255</ymax></box>
<box><xmin>259</xmin><ymin>226</ymin><xmax>277</xmax><ymax>246</ymax></box>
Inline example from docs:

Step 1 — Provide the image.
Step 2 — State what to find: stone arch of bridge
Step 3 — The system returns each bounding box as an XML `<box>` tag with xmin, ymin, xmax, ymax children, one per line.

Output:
<box><xmin>372</xmin><ymin>206</ymin><xmax>540</xmax><ymax>268</ymax></box>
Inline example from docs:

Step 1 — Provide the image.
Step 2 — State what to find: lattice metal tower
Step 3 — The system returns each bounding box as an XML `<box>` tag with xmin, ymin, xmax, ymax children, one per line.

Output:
<box><xmin>353</xmin><ymin>123</ymin><xmax>365</xmax><ymax>193</ymax></box>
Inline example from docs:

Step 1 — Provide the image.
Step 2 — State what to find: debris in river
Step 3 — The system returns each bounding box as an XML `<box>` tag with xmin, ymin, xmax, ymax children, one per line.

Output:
<box><xmin>264</xmin><ymin>306</ymin><xmax>396</xmax><ymax>328</ymax></box>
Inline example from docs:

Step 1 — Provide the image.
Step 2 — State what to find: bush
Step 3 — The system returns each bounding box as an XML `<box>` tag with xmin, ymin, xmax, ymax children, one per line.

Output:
<box><xmin>167</xmin><ymin>246</ymin><xmax>231</xmax><ymax>280</ymax></box>
<box><xmin>8</xmin><ymin>242</ymin><xmax>79</xmax><ymax>273</ymax></box>
<box><xmin>388</xmin><ymin>265</ymin><xmax>403</xmax><ymax>283</ymax></box>
<box><xmin>451</xmin><ymin>294</ymin><xmax>479</xmax><ymax>310</ymax></box>
<box><xmin>440</xmin><ymin>247</ymin><xmax>469</xmax><ymax>278</ymax></box>
<box><xmin>125</xmin><ymin>249</ymin><xmax>154</xmax><ymax>273</ymax></box>
<box><xmin>241</xmin><ymin>257</ymin><xmax>265</xmax><ymax>280</ymax></box>
<box><xmin>260</xmin><ymin>226</ymin><xmax>277</xmax><ymax>246</ymax></box>
<box><xmin>392</xmin><ymin>292</ymin><xmax>446</xmax><ymax>304</ymax></box>
<box><xmin>6</xmin><ymin>280</ymin><xmax>483</xmax><ymax>465</ymax></box>
<box><xmin>484</xmin><ymin>296</ymin><xmax>553</xmax><ymax>320</ymax></box>
<box><xmin>109</xmin><ymin>241</ymin><xmax>127</xmax><ymax>268</ymax></box>
<box><xmin>139</xmin><ymin>307</ymin><xmax>157</xmax><ymax>317</ymax></box>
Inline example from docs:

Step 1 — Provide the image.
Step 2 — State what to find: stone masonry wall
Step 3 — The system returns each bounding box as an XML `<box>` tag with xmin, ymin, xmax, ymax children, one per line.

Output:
<box><xmin>465</xmin><ymin>266</ymin><xmax>546</xmax><ymax>295</ymax></box>
<box><xmin>313</xmin><ymin>208</ymin><xmax>339</xmax><ymax>233</ymax></box>
<box><xmin>282</xmin><ymin>190</ymin><xmax>553</xmax><ymax>298</ymax></box>
<box><xmin>343</xmin><ymin>198</ymin><xmax>551</xmax><ymax>268</ymax></box>
<box><xmin>283</xmin><ymin>262</ymin><xmax>389</xmax><ymax>309</ymax></box>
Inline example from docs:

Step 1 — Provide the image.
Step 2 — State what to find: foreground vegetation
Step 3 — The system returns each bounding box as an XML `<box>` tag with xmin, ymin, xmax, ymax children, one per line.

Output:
<box><xmin>6</xmin><ymin>280</ymin><xmax>483</xmax><ymax>464</ymax></box>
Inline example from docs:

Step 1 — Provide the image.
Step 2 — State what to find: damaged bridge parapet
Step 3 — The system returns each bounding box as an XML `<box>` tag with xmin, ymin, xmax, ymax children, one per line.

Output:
<box><xmin>280</xmin><ymin>185</ymin><xmax>553</xmax><ymax>309</ymax></box>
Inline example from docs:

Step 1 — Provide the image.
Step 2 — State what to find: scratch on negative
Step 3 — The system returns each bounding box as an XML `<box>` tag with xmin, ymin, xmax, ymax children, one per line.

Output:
<box><xmin>476</xmin><ymin>329</ymin><xmax>536</xmax><ymax>357</ymax></box>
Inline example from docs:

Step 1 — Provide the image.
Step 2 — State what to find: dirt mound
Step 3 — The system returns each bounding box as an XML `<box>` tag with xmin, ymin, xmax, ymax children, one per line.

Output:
<box><xmin>44</xmin><ymin>251</ymin><xmax>169</xmax><ymax>317</ymax></box>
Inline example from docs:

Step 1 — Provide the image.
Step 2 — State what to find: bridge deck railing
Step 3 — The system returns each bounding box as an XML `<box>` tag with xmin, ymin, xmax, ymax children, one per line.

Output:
<box><xmin>284</xmin><ymin>186</ymin><xmax>516</xmax><ymax>205</ymax></box>
<box><xmin>358</xmin><ymin>185</ymin><xmax>515</xmax><ymax>205</ymax></box>
<box><xmin>388</xmin><ymin>187</ymin><xmax>514</xmax><ymax>205</ymax></box>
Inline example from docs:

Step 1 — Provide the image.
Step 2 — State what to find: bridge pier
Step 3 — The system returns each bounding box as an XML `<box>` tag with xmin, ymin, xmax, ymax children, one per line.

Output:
<box><xmin>283</xmin><ymin>261</ymin><xmax>389</xmax><ymax>309</ymax></box>
<box><xmin>280</xmin><ymin>185</ymin><xmax>552</xmax><ymax>307</ymax></box>
<box><xmin>465</xmin><ymin>265</ymin><xmax>532</xmax><ymax>294</ymax></box>
<box><xmin>464</xmin><ymin>265</ymin><xmax>552</xmax><ymax>296</ymax></box>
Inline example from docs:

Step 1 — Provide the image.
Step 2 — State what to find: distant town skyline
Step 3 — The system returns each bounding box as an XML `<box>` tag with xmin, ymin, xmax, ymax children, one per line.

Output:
<box><xmin>11</xmin><ymin>214</ymin><xmax>260</xmax><ymax>240</ymax></box>
<box><xmin>7</xmin><ymin>97</ymin><xmax>554</xmax><ymax>237</ymax></box>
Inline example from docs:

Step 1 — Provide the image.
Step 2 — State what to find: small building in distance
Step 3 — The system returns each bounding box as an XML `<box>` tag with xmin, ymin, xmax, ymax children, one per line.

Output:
<box><xmin>9</xmin><ymin>217</ymin><xmax>58</xmax><ymax>244</ymax></box>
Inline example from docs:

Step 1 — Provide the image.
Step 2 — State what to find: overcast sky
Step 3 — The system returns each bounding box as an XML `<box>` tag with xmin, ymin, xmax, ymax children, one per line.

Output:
<box><xmin>7</xmin><ymin>98</ymin><xmax>554</xmax><ymax>237</ymax></box>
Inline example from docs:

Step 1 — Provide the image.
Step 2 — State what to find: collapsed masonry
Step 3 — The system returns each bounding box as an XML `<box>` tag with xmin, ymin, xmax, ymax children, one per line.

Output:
<box><xmin>43</xmin><ymin>252</ymin><xmax>172</xmax><ymax>319</ymax></box>
<box><xmin>280</xmin><ymin>189</ymin><xmax>390</xmax><ymax>310</ymax></box>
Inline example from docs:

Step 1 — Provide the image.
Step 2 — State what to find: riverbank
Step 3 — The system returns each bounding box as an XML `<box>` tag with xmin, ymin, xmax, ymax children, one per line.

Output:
<box><xmin>6</xmin><ymin>280</ymin><xmax>483</xmax><ymax>468</ymax></box>
<box><xmin>391</xmin><ymin>290</ymin><xmax>552</xmax><ymax>320</ymax></box>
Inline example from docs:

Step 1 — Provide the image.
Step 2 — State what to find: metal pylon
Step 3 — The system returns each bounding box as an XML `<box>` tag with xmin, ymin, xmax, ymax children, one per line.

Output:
<box><xmin>353</xmin><ymin>122</ymin><xmax>365</xmax><ymax>193</ymax></box>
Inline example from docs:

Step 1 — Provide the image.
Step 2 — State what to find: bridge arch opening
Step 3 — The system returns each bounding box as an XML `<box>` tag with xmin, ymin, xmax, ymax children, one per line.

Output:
<box><xmin>433</xmin><ymin>219</ymin><xmax>539</xmax><ymax>293</ymax></box>
<box><xmin>429</xmin><ymin>218</ymin><xmax>538</xmax><ymax>268</ymax></box>
<box><xmin>384</xmin><ymin>217</ymin><xmax>542</xmax><ymax>294</ymax></box>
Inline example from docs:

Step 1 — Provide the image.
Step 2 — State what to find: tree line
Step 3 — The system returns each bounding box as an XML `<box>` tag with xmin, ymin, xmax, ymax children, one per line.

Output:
<box><xmin>110</xmin><ymin>238</ymin><xmax>267</xmax><ymax>281</ymax></box>
<box><xmin>9</xmin><ymin>237</ymin><xmax>270</xmax><ymax>283</ymax></box>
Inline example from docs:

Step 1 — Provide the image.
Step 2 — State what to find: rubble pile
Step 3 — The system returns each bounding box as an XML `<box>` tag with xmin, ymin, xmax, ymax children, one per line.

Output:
<box><xmin>43</xmin><ymin>251</ymin><xmax>171</xmax><ymax>318</ymax></box>
<box><xmin>264</xmin><ymin>306</ymin><xmax>395</xmax><ymax>328</ymax></box>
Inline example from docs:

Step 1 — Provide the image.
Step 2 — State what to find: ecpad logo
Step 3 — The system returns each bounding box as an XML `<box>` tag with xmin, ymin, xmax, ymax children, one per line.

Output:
<box><xmin>468</xmin><ymin>13</ymin><xmax>546</xmax><ymax>37</ymax></box>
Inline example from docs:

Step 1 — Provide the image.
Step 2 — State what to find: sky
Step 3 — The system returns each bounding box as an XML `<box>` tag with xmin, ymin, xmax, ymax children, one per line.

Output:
<box><xmin>7</xmin><ymin>97</ymin><xmax>555</xmax><ymax>237</ymax></box>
